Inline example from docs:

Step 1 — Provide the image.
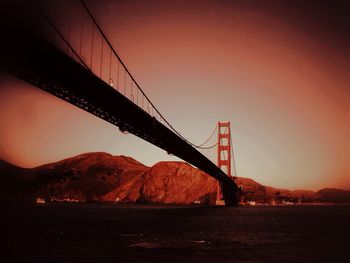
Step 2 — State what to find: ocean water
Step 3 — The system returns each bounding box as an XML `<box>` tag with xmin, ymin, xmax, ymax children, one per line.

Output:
<box><xmin>3</xmin><ymin>203</ymin><xmax>350</xmax><ymax>262</ymax></box>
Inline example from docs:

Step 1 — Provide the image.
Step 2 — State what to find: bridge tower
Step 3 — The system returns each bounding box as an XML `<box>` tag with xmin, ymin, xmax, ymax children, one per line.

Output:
<box><xmin>217</xmin><ymin>122</ymin><xmax>232</xmax><ymax>177</ymax></box>
<box><xmin>216</xmin><ymin>121</ymin><xmax>235</xmax><ymax>203</ymax></box>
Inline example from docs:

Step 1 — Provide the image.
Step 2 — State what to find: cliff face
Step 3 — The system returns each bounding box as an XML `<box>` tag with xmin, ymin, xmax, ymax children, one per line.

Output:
<box><xmin>41</xmin><ymin>159</ymin><xmax>219</xmax><ymax>205</ymax></box>
<box><xmin>35</xmin><ymin>152</ymin><xmax>148</xmax><ymax>202</ymax></box>
<box><xmin>1</xmin><ymin>153</ymin><xmax>219</xmax><ymax>204</ymax></box>
<box><xmin>1</xmin><ymin>152</ymin><xmax>350</xmax><ymax>204</ymax></box>
<box><xmin>141</xmin><ymin>162</ymin><xmax>217</xmax><ymax>204</ymax></box>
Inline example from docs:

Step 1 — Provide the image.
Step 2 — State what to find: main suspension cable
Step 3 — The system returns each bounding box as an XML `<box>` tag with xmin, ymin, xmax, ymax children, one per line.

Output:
<box><xmin>197</xmin><ymin>124</ymin><xmax>218</xmax><ymax>147</ymax></box>
<box><xmin>230</xmin><ymin>130</ymin><xmax>238</xmax><ymax>177</ymax></box>
<box><xmin>38</xmin><ymin>1</ymin><xmax>211</xmax><ymax>152</ymax></box>
<box><xmin>38</xmin><ymin>7</ymin><xmax>90</xmax><ymax>71</ymax></box>
<box><xmin>83</xmin><ymin>0</ymin><xmax>205</xmax><ymax>149</ymax></box>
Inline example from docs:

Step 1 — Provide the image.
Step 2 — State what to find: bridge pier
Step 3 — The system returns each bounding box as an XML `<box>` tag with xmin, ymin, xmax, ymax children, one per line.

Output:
<box><xmin>220</xmin><ymin>179</ymin><xmax>240</xmax><ymax>206</ymax></box>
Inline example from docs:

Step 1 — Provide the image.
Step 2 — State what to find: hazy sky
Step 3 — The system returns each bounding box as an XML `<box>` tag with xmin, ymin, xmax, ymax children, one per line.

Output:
<box><xmin>0</xmin><ymin>0</ymin><xmax>349</xmax><ymax>190</ymax></box>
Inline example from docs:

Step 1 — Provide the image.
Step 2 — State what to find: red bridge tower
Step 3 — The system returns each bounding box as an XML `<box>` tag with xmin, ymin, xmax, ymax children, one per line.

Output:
<box><xmin>217</xmin><ymin>121</ymin><xmax>232</xmax><ymax>178</ymax></box>
<box><xmin>217</xmin><ymin>121</ymin><xmax>236</xmax><ymax>203</ymax></box>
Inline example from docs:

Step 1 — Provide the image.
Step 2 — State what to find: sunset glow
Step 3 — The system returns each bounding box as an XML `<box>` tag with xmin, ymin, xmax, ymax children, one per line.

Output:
<box><xmin>0</xmin><ymin>0</ymin><xmax>349</xmax><ymax>190</ymax></box>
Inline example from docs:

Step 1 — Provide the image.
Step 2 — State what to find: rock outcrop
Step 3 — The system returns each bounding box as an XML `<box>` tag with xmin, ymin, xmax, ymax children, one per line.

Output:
<box><xmin>0</xmin><ymin>153</ymin><xmax>219</xmax><ymax>204</ymax></box>
<box><xmin>1</xmin><ymin>152</ymin><xmax>349</xmax><ymax>204</ymax></box>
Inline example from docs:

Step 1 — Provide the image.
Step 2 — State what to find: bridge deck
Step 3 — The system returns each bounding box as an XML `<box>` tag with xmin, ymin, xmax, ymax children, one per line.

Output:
<box><xmin>0</xmin><ymin>29</ymin><xmax>239</xmax><ymax>205</ymax></box>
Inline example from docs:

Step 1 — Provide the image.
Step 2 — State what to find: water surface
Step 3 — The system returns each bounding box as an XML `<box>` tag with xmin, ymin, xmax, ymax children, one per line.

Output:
<box><xmin>4</xmin><ymin>203</ymin><xmax>349</xmax><ymax>262</ymax></box>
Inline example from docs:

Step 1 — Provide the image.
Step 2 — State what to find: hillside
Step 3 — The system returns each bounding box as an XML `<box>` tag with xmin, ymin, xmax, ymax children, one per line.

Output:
<box><xmin>1</xmin><ymin>152</ymin><xmax>349</xmax><ymax>204</ymax></box>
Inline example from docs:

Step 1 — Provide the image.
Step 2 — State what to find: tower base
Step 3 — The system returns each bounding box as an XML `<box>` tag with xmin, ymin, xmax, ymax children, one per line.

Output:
<box><xmin>220</xmin><ymin>179</ymin><xmax>240</xmax><ymax>206</ymax></box>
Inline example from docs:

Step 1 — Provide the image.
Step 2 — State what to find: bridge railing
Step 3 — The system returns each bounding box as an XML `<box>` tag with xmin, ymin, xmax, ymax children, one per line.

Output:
<box><xmin>39</xmin><ymin>0</ymin><xmax>168</xmax><ymax>128</ymax></box>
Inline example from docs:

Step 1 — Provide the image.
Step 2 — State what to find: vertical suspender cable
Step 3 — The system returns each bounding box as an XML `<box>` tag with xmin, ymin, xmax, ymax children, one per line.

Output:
<box><xmin>124</xmin><ymin>70</ymin><xmax>126</xmax><ymax>96</ymax></box>
<box><xmin>79</xmin><ymin>0</ymin><xmax>223</xmax><ymax>150</ymax></box>
<box><xmin>109</xmin><ymin>48</ymin><xmax>112</xmax><ymax>83</ymax></box>
<box><xmin>230</xmin><ymin>132</ymin><xmax>237</xmax><ymax>178</ymax></box>
<box><xmin>66</xmin><ymin>1</ymin><xmax>72</xmax><ymax>55</ymax></box>
<box><xmin>100</xmin><ymin>35</ymin><xmax>103</xmax><ymax>78</ymax></box>
<box><xmin>136</xmin><ymin>85</ymin><xmax>139</xmax><ymax>106</ymax></box>
<box><xmin>79</xmin><ymin>8</ymin><xmax>84</xmax><ymax>57</ymax></box>
<box><xmin>116</xmin><ymin>60</ymin><xmax>119</xmax><ymax>91</ymax></box>
<box><xmin>38</xmin><ymin>7</ymin><xmax>90</xmax><ymax>70</ymax></box>
<box><xmin>90</xmin><ymin>24</ymin><xmax>94</xmax><ymax>69</ymax></box>
<box><xmin>131</xmin><ymin>80</ymin><xmax>134</xmax><ymax>102</ymax></box>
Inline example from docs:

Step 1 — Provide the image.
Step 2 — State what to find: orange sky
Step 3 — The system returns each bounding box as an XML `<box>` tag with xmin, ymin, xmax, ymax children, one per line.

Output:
<box><xmin>0</xmin><ymin>0</ymin><xmax>349</xmax><ymax>190</ymax></box>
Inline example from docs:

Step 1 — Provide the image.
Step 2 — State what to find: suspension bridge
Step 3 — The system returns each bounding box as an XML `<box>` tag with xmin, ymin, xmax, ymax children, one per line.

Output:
<box><xmin>0</xmin><ymin>0</ymin><xmax>240</xmax><ymax>205</ymax></box>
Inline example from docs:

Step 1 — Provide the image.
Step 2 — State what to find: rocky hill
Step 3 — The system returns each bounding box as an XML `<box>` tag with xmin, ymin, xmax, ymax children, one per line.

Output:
<box><xmin>1</xmin><ymin>152</ymin><xmax>349</xmax><ymax>205</ymax></box>
<box><xmin>0</xmin><ymin>153</ymin><xmax>217</xmax><ymax>204</ymax></box>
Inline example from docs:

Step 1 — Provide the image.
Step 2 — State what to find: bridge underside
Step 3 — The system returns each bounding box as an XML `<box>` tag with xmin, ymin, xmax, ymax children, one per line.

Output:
<box><xmin>0</xmin><ymin>29</ymin><xmax>240</xmax><ymax>206</ymax></box>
